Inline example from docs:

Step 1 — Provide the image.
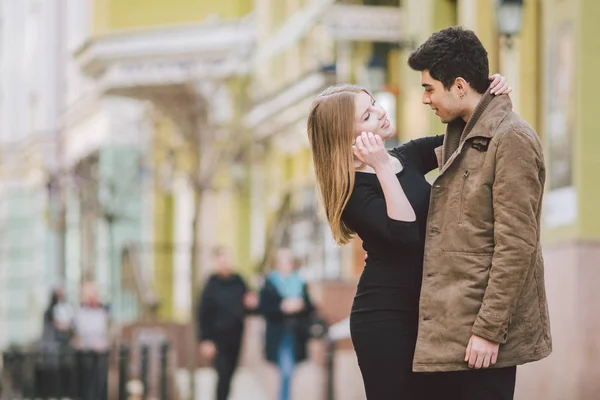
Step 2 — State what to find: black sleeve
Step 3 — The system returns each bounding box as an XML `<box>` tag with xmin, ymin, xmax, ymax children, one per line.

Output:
<box><xmin>301</xmin><ymin>284</ymin><xmax>315</xmax><ymax>315</ymax></box>
<box><xmin>391</xmin><ymin>135</ymin><xmax>444</xmax><ymax>175</ymax></box>
<box><xmin>343</xmin><ymin>182</ymin><xmax>420</xmax><ymax>246</ymax></box>
<box><xmin>237</xmin><ymin>274</ymin><xmax>248</xmax><ymax>292</ymax></box>
<box><xmin>258</xmin><ymin>282</ymin><xmax>284</xmax><ymax>321</ymax></box>
<box><xmin>44</xmin><ymin>307</ymin><xmax>54</xmax><ymax>324</ymax></box>
<box><xmin>197</xmin><ymin>280</ymin><xmax>215</xmax><ymax>342</ymax></box>
<box><xmin>237</xmin><ymin>275</ymin><xmax>257</xmax><ymax>315</ymax></box>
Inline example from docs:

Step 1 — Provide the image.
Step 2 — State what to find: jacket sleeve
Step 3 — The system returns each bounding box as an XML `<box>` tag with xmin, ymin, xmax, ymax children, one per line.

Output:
<box><xmin>471</xmin><ymin>127</ymin><xmax>544</xmax><ymax>344</ymax></box>
<box><xmin>197</xmin><ymin>281</ymin><xmax>215</xmax><ymax>342</ymax></box>
<box><xmin>343</xmin><ymin>182</ymin><xmax>420</xmax><ymax>246</ymax></box>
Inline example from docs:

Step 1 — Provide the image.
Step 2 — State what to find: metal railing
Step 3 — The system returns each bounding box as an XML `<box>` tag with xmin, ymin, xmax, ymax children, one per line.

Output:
<box><xmin>325</xmin><ymin>317</ymin><xmax>352</xmax><ymax>400</ymax></box>
<box><xmin>1</xmin><ymin>341</ymin><xmax>171</xmax><ymax>400</ymax></box>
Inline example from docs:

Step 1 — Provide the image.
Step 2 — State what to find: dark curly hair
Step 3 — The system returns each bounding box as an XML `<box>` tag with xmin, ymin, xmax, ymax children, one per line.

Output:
<box><xmin>408</xmin><ymin>26</ymin><xmax>489</xmax><ymax>94</ymax></box>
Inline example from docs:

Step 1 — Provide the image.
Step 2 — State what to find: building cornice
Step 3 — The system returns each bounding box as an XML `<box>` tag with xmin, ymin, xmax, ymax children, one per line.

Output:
<box><xmin>75</xmin><ymin>16</ymin><xmax>255</xmax><ymax>95</ymax></box>
<box><xmin>244</xmin><ymin>69</ymin><xmax>336</xmax><ymax>133</ymax></box>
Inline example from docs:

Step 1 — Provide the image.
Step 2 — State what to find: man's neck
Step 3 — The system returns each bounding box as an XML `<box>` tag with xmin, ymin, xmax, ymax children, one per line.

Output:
<box><xmin>217</xmin><ymin>271</ymin><xmax>234</xmax><ymax>279</ymax></box>
<box><xmin>461</xmin><ymin>92</ymin><xmax>483</xmax><ymax>123</ymax></box>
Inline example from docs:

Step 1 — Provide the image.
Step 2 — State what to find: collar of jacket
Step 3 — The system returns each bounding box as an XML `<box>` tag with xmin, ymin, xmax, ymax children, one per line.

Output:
<box><xmin>439</xmin><ymin>89</ymin><xmax>513</xmax><ymax>173</ymax></box>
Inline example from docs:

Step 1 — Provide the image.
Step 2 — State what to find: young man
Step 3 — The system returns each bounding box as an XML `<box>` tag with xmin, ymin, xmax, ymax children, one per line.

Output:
<box><xmin>408</xmin><ymin>27</ymin><xmax>552</xmax><ymax>400</ymax></box>
<box><xmin>197</xmin><ymin>247</ymin><xmax>257</xmax><ymax>400</ymax></box>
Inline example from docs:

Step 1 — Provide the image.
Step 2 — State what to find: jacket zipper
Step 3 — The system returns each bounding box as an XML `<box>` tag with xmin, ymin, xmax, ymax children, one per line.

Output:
<box><xmin>458</xmin><ymin>170</ymin><xmax>469</xmax><ymax>224</ymax></box>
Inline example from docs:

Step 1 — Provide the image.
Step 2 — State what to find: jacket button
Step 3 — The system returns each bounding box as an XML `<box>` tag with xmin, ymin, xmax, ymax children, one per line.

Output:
<box><xmin>426</xmin><ymin>272</ymin><xmax>435</xmax><ymax>277</ymax></box>
<box><xmin>423</xmin><ymin>316</ymin><xmax>432</xmax><ymax>321</ymax></box>
<box><xmin>429</xmin><ymin>227</ymin><xmax>441</xmax><ymax>234</ymax></box>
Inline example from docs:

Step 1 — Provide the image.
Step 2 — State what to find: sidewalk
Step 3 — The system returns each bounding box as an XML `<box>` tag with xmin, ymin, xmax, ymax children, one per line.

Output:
<box><xmin>195</xmin><ymin>367</ymin><xmax>269</xmax><ymax>400</ymax></box>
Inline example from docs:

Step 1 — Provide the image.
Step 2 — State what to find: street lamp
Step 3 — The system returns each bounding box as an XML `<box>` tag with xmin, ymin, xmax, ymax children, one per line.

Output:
<box><xmin>496</xmin><ymin>0</ymin><xmax>525</xmax><ymax>38</ymax></box>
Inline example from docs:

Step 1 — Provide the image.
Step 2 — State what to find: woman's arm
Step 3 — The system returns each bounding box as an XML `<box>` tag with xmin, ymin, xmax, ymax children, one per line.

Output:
<box><xmin>343</xmin><ymin>182</ymin><xmax>420</xmax><ymax>246</ymax></box>
<box><xmin>391</xmin><ymin>135</ymin><xmax>444</xmax><ymax>175</ymax></box>
<box><xmin>258</xmin><ymin>283</ymin><xmax>285</xmax><ymax>320</ymax></box>
<box><xmin>354</xmin><ymin>132</ymin><xmax>416</xmax><ymax>222</ymax></box>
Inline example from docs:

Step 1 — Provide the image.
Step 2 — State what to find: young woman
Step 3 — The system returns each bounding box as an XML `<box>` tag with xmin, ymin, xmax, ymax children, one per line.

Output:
<box><xmin>258</xmin><ymin>248</ymin><xmax>315</xmax><ymax>400</ymax></box>
<box><xmin>307</xmin><ymin>76</ymin><xmax>510</xmax><ymax>399</ymax></box>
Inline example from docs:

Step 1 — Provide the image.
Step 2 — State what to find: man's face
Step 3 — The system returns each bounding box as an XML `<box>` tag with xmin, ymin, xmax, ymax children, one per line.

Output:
<box><xmin>420</xmin><ymin>70</ymin><xmax>463</xmax><ymax>124</ymax></box>
<box><xmin>214</xmin><ymin>252</ymin><xmax>233</xmax><ymax>275</ymax></box>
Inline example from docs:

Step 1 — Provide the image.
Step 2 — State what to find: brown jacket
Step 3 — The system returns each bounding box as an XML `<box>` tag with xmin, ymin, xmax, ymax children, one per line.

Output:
<box><xmin>413</xmin><ymin>91</ymin><xmax>552</xmax><ymax>372</ymax></box>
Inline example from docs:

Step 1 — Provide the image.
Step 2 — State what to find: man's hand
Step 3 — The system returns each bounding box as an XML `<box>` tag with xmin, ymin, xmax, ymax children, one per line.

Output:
<box><xmin>465</xmin><ymin>334</ymin><xmax>500</xmax><ymax>369</ymax></box>
<box><xmin>199</xmin><ymin>340</ymin><xmax>217</xmax><ymax>361</ymax></box>
<box><xmin>243</xmin><ymin>292</ymin><xmax>259</xmax><ymax>310</ymax></box>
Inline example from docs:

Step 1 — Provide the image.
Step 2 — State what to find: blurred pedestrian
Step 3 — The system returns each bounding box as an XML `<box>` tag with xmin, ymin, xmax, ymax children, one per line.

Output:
<box><xmin>197</xmin><ymin>247</ymin><xmax>258</xmax><ymax>400</ymax></box>
<box><xmin>258</xmin><ymin>248</ymin><xmax>315</xmax><ymax>400</ymax></box>
<box><xmin>37</xmin><ymin>284</ymin><xmax>75</xmax><ymax>398</ymax></box>
<box><xmin>73</xmin><ymin>281</ymin><xmax>110</xmax><ymax>400</ymax></box>
<box><xmin>41</xmin><ymin>285</ymin><xmax>74</xmax><ymax>345</ymax></box>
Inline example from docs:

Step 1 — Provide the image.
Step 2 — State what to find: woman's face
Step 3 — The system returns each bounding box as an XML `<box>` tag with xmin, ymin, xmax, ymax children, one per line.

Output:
<box><xmin>275</xmin><ymin>249</ymin><xmax>295</xmax><ymax>275</ymax></box>
<box><xmin>353</xmin><ymin>91</ymin><xmax>394</xmax><ymax>141</ymax></box>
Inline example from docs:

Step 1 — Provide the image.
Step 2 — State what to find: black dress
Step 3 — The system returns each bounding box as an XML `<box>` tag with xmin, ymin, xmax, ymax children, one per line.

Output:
<box><xmin>342</xmin><ymin>135</ymin><xmax>443</xmax><ymax>400</ymax></box>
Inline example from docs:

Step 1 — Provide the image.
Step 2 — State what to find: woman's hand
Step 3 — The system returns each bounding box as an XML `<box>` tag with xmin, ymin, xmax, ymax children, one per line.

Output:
<box><xmin>489</xmin><ymin>74</ymin><xmax>512</xmax><ymax>95</ymax></box>
<box><xmin>353</xmin><ymin>132</ymin><xmax>389</xmax><ymax>171</ymax></box>
<box><xmin>281</xmin><ymin>298</ymin><xmax>305</xmax><ymax>314</ymax></box>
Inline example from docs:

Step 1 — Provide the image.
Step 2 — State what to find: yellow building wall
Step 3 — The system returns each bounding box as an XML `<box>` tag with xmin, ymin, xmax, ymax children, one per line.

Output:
<box><xmin>151</xmin><ymin>116</ymin><xmax>178</xmax><ymax>320</ymax></box>
<box><xmin>541</xmin><ymin>0</ymin><xmax>579</xmax><ymax>244</ymax></box>
<box><xmin>519</xmin><ymin>0</ymin><xmax>542</xmax><ymax>132</ymax></box>
<box><xmin>475</xmin><ymin>0</ymin><xmax>499</xmax><ymax>74</ymax></box>
<box><xmin>93</xmin><ymin>0</ymin><xmax>252</xmax><ymax>35</ymax></box>
<box><xmin>577</xmin><ymin>0</ymin><xmax>600</xmax><ymax>239</ymax></box>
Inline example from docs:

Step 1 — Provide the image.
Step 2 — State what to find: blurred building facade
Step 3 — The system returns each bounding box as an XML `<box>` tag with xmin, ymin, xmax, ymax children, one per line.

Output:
<box><xmin>68</xmin><ymin>0</ymin><xmax>255</xmax><ymax>324</ymax></box>
<box><xmin>0</xmin><ymin>0</ymin><xmax>67</xmax><ymax>347</ymax></box>
<box><xmin>1</xmin><ymin>0</ymin><xmax>599</xmax><ymax>398</ymax></box>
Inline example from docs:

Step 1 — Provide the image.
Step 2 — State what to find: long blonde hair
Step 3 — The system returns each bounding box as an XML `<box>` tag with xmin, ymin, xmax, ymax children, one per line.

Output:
<box><xmin>307</xmin><ymin>85</ymin><xmax>369</xmax><ymax>245</ymax></box>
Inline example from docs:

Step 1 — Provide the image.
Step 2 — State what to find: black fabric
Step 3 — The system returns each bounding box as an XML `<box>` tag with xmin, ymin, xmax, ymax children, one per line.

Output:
<box><xmin>258</xmin><ymin>279</ymin><xmax>314</xmax><ymax>364</ymax></box>
<box><xmin>197</xmin><ymin>273</ymin><xmax>248</xmax><ymax>342</ymax></box>
<box><xmin>342</xmin><ymin>135</ymin><xmax>444</xmax><ymax>399</ymax></box>
<box><xmin>423</xmin><ymin>366</ymin><xmax>517</xmax><ymax>400</ymax></box>
<box><xmin>214</xmin><ymin>332</ymin><xmax>243</xmax><ymax>400</ymax></box>
<box><xmin>351</xmin><ymin>311</ymin><xmax>425</xmax><ymax>399</ymax></box>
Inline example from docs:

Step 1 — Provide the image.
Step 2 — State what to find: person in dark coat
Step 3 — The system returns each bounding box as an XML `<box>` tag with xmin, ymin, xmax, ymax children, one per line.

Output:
<box><xmin>197</xmin><ymin>247</ymin><xmax>258</xmax><ymax>400</ymax></box>
<box><xmin>258</xmin><ymin>248</ymin><xmax>315</xmax><ymax>400</ymax></box>
<box><xmin>37</xmin><ymin>285</ymin><xmax>74</xmax><ymax>398</ymax></box>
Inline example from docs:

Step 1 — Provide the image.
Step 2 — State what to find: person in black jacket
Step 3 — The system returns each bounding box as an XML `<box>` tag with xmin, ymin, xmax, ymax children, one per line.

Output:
<box><xmin>258</xmin><ymin>248</ymin><xmax>315</xmax><ymax>400</ymax></box>
<box><xmin>197</xmin><ymin>247</ymin><xmax>257</xmax><ymax>400</ymax></box>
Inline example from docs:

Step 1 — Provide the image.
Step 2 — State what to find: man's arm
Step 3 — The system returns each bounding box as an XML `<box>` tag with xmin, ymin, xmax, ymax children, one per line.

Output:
<box><xmin>467</xmin><ymin>126</ymin><xmax>544</xmax><ymax>368</ymax></box>
<box><xmin>197</xmin><ymin>281</ymin><xmax>215</xmax><ymax>342</ymax></box>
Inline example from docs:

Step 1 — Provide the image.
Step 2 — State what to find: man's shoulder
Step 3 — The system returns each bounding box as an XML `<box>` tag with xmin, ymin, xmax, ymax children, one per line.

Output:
<box><xmin>495</xmin><ymin>112</ymin><xmax>542</xmax><ymax>149</ymax></box>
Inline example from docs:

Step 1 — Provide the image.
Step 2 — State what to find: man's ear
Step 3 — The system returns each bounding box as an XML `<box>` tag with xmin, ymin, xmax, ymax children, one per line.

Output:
<box><xmin>454</xmin><ymin>77</ymin><xmax>469</xmax><ymax>98</ymax></box>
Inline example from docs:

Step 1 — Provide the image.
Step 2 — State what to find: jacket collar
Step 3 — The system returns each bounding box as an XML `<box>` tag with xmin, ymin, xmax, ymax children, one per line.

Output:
<box><xmin>441</xmin><ymin>89</ymin><xmax>513</xmax><ymax>168</ymax></box>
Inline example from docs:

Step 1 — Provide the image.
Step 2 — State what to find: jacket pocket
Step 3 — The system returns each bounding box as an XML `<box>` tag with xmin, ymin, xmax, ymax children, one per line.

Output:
<box><xmin>458</xmin><ymin>169</ymin><xmax>470</xmax><ymax>224</ymax></box>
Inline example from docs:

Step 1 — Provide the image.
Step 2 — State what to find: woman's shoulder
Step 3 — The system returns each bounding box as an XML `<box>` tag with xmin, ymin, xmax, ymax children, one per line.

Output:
<box><xmin>388</xmin><ymin>141</ymin><xmax>415</xmax><ymax>164</ymax></box>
